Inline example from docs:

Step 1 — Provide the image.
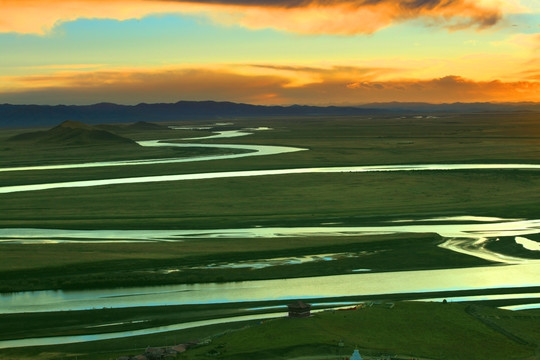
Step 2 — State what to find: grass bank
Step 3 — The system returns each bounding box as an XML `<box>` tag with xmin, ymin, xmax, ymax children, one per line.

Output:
<box><xmin>178</xmin><ymin>301</ymin><xmax>540</xmax><ymax>360</ymax></box>
<box><xmin>1</xmin><ymin>302</ymin><xmax>538</xmax><ymax>360</ymax></box>
<box><xmin>1</xmin><ymin>171</ymin><xmax>539</xmax><ymax>230</ymax></box>
<box><xmin>0</xmin><ymin>233</ymin><xmax>492</xmax><ymax>292</ymax></box>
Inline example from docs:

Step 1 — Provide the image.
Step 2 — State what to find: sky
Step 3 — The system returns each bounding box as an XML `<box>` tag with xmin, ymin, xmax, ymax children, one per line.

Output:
<box><xmin>0</xmin><ymin>0</ymin><xmax>539</xmax><ymax>105</ymax></box>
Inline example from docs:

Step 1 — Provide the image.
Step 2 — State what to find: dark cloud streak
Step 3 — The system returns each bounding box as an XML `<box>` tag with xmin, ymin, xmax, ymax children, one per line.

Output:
<box><xmin>157</xmin><ymin>0</ymin><xmax>503</xmax><ymax>29</ymax></box>
<box><xmin>160</xmin><ymin>0</ymin><xmax>493</xmax><ymax>12</ymax></box>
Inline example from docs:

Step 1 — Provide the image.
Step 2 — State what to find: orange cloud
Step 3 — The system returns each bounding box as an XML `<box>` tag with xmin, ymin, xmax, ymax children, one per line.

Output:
<box><xmin>1</xmin><ymin>67</ymin><xmax>539</xmax><ymax>105</ymax></box>
<box><xmin>0</xmin><ymin>0</ymin><xmax>508</xmax><ymax>35</ymax></box>
<box><xmin>239</xmin><ymin>64</ymin><xmax>404</xmax><ymax>87</ymax></box>
<box><xmin>340</xmin><ymin>75</ymin><xmax>540</xmax><ymax>103</ymax></box>
<box><xmin>205</xmin><ymin>0</ymin><xmax>504</xmax><ymax>34</ymax></box>
<box><xmin>0</xmin><ymin>67</ymin><xmax>291</xmax><ymax>104</ymax></box>
<box><xmin>519</xmin><ymin>57</ymin><xmax>540</xmax><ymax>80</ymax></box>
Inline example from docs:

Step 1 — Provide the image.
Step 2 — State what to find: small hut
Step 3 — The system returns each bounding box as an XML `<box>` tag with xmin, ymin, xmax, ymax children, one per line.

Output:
<box><xmin>287</xmin><ymin>300</ymin><xmax>311</xmax><ymax>318</ymax></box>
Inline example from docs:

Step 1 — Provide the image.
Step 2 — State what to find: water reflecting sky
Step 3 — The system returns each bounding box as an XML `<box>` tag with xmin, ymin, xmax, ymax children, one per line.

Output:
<box><xmin>1</xmin><ymin>163</ymin><xmax>539</xmax><ymax>194</ymax></box>
<box><xmin>1</xmin><ymin>262</ymin><xmax>538</xmax><ymax>314</ymax></box>
<box><xmin>1</xmin><ymin>217</ymin><xmax>539</xmax><ymax>264</ymax></box>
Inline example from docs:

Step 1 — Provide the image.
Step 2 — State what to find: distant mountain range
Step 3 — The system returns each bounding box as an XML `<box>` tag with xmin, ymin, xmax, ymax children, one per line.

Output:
<box><xmin>1</xmin><ymin>100</ymin><xmax>539</xmax><ymax>128</ymax></box>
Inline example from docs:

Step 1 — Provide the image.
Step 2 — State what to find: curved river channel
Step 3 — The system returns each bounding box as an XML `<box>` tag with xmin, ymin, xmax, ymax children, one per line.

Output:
<box><xmin>1</xmin><ymin>129</ymin><xmax>539</xmax><ymax>349</ymax></box>
<box><xmin>0</xmin><ymin>129</ymin><xmax>539</xmax><ymax>193</ymax></box>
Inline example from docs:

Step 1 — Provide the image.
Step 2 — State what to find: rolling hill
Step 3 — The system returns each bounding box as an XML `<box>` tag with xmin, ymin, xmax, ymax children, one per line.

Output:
<box><xmin>7</xmin><ymin>120</ymin><xmax>138</xmax><ymax>147</ymax></box>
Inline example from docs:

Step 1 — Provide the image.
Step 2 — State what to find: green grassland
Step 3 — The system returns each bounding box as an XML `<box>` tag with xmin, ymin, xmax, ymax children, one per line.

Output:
<box><xmin>177</xmin><ymin>301</ymin><xmax>540</xmax><ymax>360</ymax></box>
<box><xmin>0</xmin><ymin>113</ymin><xmax>539</xmax><ymax>359</ymax></box>
<box><xmin>0</xmin><ymin>233</ymin><xmax>493</xmax><ymax>292</ymax></box>
<box><xmin>1</xmin><ymin>113</ymin><xmax>539</xmax><ymax>231</ymax></box>
<box><xmin>2</xmin><ymin>112</ymin><xmax>539</xmax><ymax>183</ymax></box>
<box><xmin>1</xmin><ymin>170</ymin><xmax>538</xmax><ymax>230</ymax></box>
<box><xmin>1</xmin><ymin>302</ymin><xmax>538</xmax><ymax>360</ymax></box>
<box><xmin>0</xmin><ymin>112</ymin><xmax>538</xmax><ymax>291</ymax></box>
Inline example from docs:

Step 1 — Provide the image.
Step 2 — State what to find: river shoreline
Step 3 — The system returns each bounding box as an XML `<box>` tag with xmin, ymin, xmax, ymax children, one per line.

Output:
<box><xmin>2</xmin><ymin>261</ymin><xmax>539</xmax><ymax>314</ymax></box>
<box><xmin>1</xmin><ymin>286</ymin><xmax>539</xmax><ymax>349</ymax></box>
<box><xmin>1</xmin><ymin>217</ymin><xmax>539</xmax><ymax>294</ymax></box>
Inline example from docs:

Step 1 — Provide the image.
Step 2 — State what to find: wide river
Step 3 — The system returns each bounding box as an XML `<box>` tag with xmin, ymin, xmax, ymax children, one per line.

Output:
<box><xmin>1</xmin><ymin>129</ymin><xmax>539</xmax><ymax>348</ymax></box>
<box><xmin>1</xmin><ymin>262</ymin><xmax>539</xmax><ymax>314</ymax></box>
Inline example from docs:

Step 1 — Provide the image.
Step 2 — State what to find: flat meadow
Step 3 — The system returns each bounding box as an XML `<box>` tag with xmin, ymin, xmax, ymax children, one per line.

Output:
<box><xmin>0</xmin><ymin>112</ymin><xmax>539</xmax><ymax>359</ymax></box>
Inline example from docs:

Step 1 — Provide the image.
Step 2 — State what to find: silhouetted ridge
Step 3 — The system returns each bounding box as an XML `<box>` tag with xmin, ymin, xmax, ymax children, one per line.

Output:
<box><xmin>1</xmin><ymin>100</ymin><xmax>538</xmax><ymax>128</ymax></box>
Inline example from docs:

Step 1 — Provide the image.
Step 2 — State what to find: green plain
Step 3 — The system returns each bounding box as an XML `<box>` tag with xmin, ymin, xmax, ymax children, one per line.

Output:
<box><xmin>0</xmin><ymin>113</ymin><xmax>539</xmax><ymax>359</ymax></box>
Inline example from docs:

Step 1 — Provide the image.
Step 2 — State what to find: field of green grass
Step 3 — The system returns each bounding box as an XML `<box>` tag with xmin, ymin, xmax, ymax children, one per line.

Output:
<box><xmin>0</xmin><ymin>112</ymin><xmax>539</xmax><ymax>359</ymax></box>
<box><xmin>1</xmin><ymin>302</ymin><xmax>538</xmax><ymax>360</ymax></box>
<box><xmin>177</xmin><ymin>301</ymin><xmax>540</xmax><ymax>360</ymax></box>
<box><xmin>0</xmin><ymin>233</ymin><xmax>494</xmax><ymax>292</ymax></box>
<box><xmin>1</xmin><ymin>170</ymin><xmax>538</xmax><ymax>230</ymax></box>
<box><xmin>1</xmin><ymin>113</ymin><xmax>539</xmax><ymax>231</ymax></box>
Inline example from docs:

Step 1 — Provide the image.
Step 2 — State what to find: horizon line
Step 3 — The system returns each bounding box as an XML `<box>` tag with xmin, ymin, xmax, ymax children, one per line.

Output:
<box><xmin>2</xmin><ymin>100</ymin><xmax>540</xmax><ymax>108</ymax></box>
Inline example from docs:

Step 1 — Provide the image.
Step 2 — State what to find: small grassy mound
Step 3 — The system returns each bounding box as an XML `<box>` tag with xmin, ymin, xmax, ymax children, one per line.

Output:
<box><xmin>8</xmin><ymin>120</ymin><xmax>137</xmax><ymax>147</ymax></box>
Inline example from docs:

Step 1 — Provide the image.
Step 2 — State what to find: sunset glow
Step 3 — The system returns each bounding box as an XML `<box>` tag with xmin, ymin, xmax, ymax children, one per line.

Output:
<box><xmin>0</xmin><ymin>0</ymin><xmax>539</xmax><ymax>104</ymax></box>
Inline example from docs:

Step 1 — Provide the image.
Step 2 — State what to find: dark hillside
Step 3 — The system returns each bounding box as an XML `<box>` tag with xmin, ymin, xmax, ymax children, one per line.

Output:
<box><xmin>0</xmin><ymin>101</ymin><xmax>383</xmax><ymax>127</ymax></box>
<box><xmin>1</xmin><ymin>100</ymin><xmax>539</xmax><ymax>128</ymax></box>
<box><xmin>7</xmin><ymin>120</ymin><xmax>138</xmax><ymax>147</ymax></box>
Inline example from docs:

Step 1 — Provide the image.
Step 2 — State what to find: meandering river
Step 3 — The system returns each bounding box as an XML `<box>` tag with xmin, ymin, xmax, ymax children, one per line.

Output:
<box><xmin>1</xmin><ymin>129</ymin><xmax>538</xmax><ymax>193</ymax></box>
<box><xmin>1</xmin><ymin>217</ymin><xmax>540</xmax><ymax>262</ymax></box>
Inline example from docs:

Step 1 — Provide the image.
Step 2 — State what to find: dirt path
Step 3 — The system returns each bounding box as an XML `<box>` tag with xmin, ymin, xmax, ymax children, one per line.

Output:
<box><xmin>465</xmin><ymin>305</ymin><xmax>536</xmax><ymax>347</ymax></box>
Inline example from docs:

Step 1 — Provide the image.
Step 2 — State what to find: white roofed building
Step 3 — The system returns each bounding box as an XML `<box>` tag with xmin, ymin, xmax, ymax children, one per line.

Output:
<box><xmin>350</xmin><ymin>349</ymin><xmax>363</xmax><ymax>360</ymax></box>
